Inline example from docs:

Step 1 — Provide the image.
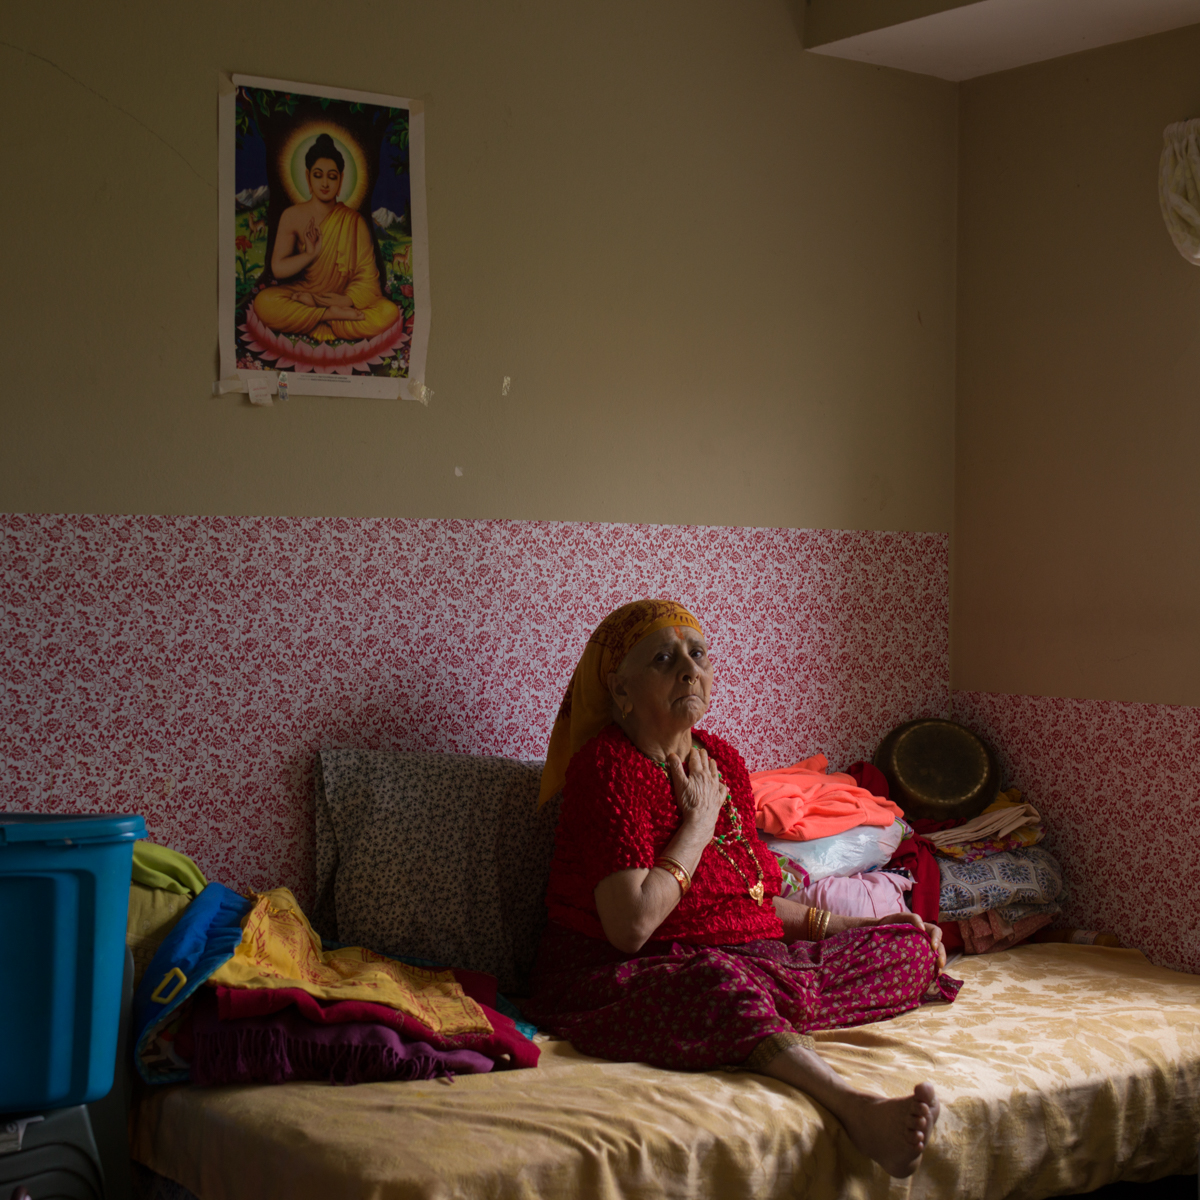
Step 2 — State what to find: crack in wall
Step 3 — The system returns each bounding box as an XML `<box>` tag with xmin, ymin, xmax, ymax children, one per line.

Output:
<box><xmin>0</xmin><ymin>39</ymin><xmax>215</xmax><ymax>192</ymax></box>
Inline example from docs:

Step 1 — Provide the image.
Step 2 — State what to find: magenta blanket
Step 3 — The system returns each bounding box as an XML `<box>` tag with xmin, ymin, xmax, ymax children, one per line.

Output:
<box><xmin>216</xmin><ymin>986</ymin><xmax>540</xmax><ymax>1070</ymax></box>
<box><xmin>189</xmin><ymin>989</ymin><xmax>494</xmax><ymax>1085</ymax></box>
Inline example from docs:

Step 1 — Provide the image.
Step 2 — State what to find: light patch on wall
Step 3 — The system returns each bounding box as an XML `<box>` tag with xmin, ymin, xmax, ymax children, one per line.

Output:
<box><xmin>501</xmin><ymin>377</ymin><xmax>511</xmax><ymax>396</ymax></box>
<box><xmin>242</xmin><ymin>373</ymin><xmax>274</xmax><ymax>406</ymax></box>
<box><xmin>455</xmin><ymin>467</ymin><xmax>463</xmax><ymax>477</ymax></box>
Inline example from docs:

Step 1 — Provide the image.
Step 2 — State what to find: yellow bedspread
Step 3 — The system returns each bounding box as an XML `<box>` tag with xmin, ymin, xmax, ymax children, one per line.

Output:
<box><xmin>131</xmin><ymin>946</ymin><xmax>1200</xmax><ymax>1200</ymax></box>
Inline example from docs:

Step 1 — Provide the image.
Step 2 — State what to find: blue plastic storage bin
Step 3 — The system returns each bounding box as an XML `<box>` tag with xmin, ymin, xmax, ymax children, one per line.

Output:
<box><xmin>0</xmin><ymin>812</ymin><xmax>146</xmax><ymax>1112</ymax></box>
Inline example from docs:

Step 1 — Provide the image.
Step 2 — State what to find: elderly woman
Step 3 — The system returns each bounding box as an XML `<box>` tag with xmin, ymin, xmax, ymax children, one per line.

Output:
<box><xmin>525</xmin><ymin>600</ymin><xmax>960</xmax><ymax>1180</ymax></box>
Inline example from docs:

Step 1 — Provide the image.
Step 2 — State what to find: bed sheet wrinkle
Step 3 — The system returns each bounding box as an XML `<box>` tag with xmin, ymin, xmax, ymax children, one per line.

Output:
<box><xmin>131</xmin><ymin>946</ymin><xmax>1200</xmax><ymax>1200</ymax></box>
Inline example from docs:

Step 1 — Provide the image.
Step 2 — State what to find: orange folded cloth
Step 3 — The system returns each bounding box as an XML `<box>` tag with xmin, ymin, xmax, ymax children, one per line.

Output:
<box><xmin>750</xmin><ymin>754</ymin><xmax>905</xmax><ymax>841</ymax></box>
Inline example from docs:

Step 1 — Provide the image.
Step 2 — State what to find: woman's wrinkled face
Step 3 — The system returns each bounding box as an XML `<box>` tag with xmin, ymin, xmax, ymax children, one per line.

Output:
<box><xmin>610</xmin><ymin>625</ymin><xmax>713</xmax><ymax>733</ymax></box>
<box><xmin>307</xmin><ymin>159</ymin><xmax>342</xmax><ymax>202</ymax></box>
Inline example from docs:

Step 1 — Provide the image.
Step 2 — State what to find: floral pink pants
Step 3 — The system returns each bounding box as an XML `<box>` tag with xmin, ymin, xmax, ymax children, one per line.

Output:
<box><xmin>525</xmin><ymin>922</ymin><xmax>961</xmax><ymax>1070</ymax></box>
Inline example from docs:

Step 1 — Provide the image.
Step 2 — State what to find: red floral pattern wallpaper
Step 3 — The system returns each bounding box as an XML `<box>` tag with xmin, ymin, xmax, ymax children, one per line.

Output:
<box><xmin>2</xmin><ymin>514</ymin><xmax>949</xmax><ymax>905</ymax></box>
<box><xmin>953</xmin><ymin>690</ymin><xmax>1200</xmax><ymax>975</ymax></box>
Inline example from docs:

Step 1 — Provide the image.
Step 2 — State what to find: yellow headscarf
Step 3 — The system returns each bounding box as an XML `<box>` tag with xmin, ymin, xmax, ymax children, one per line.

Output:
<box><xmin>538</xmin><ymin>599</ymin><xmax>704</xmax><ymax>806</ymax></box>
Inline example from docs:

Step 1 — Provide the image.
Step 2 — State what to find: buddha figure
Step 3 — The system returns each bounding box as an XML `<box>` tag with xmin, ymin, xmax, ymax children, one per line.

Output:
<box><xmin>252</xmin><ymin>134</ymin><xmax>399</xmax><ymax>344</ymax></box>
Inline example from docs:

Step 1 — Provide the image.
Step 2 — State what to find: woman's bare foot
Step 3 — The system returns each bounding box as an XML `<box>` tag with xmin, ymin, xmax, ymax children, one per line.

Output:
<box><xmin>760</xmin><ymin>1044</ymin><xmax>941</xmax><ymax>1178</ymax></box>
<box><xmin>836</xmin><ymin>1081</ymin><xmax>940</xmax><ymax>1178</ymax></box>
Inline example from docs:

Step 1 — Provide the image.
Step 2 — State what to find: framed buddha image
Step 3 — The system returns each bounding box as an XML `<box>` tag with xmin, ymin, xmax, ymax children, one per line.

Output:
<box><xmin>218</xmin><ymin>74</ymin><xmax>429</xmax><ymax>401</ymax></box>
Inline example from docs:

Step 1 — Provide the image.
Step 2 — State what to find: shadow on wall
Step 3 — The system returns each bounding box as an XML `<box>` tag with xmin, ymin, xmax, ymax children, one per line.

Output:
<box><xmin>1</xmin><ymin>513</ymin><xmax>950</xmax><ymax>905</ymax></box>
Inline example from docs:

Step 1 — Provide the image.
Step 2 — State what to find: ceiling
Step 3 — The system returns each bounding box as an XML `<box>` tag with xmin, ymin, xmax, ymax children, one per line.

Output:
<box><xmin>804</xmin><ymin>0</ymin><xmax>1200</xmax><ymax>81</ymax></box>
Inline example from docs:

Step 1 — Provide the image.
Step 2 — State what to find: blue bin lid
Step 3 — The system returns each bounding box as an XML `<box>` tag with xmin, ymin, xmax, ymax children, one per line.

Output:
<box><xmin>0</xmin><ymin>813</ymin><xmax>147</xmax><ymax>845</ymax></box>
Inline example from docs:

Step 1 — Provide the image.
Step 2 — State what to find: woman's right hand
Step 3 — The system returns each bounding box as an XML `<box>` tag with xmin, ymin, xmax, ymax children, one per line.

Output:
<box><xmin>665</xmin><ymin>746</ymin><xmax>725</xmax><ymax>840</ymax></box>
<box><xmin>594</xmin><ymin>745</ymin><xmax>725</xmax><ymax>954</ymax></box>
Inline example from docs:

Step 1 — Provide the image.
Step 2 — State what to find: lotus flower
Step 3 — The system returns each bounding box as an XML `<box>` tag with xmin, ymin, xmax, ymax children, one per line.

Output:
<box><xmin>242</xmin><ymin>307</ymin><xmax>408</xmax><ymax>376</ymax></box>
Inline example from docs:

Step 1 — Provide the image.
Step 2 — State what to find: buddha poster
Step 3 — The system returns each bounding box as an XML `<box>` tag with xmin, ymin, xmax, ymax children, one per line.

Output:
<box><xmin>218</xmin><ymin>74</ymin><xmax>429</xmax><ymax>401</ymax></box>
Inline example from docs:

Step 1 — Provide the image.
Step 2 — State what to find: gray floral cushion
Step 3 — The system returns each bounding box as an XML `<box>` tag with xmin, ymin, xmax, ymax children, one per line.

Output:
<box><xmin>937</xmin><ymin>846</ymin><xmax>1066</xmax><ymax>921</ymax></box>
<box><xmin>314</xmin><ymin>750</ymin><xmax>561</xmax><ymax>993</ymax></box>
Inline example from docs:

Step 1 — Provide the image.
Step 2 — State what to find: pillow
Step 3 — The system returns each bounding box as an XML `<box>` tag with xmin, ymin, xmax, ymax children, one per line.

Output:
<box><xmin>761</xmin><ymin>820</ymin><xmax>906</xmax><ymax>883</ymax></box>
<box><xmin>936</xmin><ymin>846</ymin><xmax>1066</xmax><ymax>921</ymax></box>
<box><xmin>314</xmin><ymin>750</ymin><xmax>561</xmax><ymax>994</ymax></box>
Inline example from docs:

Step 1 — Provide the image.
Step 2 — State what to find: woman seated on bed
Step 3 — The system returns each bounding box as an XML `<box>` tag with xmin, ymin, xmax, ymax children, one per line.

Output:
<box><xmin>525</xmin><ymin>599</ymin><xmax>960</xmax><ymax>1180</ymax></box>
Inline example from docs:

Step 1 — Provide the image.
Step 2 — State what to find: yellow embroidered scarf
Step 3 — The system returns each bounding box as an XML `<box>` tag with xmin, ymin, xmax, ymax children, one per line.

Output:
<box><xmin>207</xmin><ymin>888</ymin><xmax>492</xmax><ymax>1037</ymax></box>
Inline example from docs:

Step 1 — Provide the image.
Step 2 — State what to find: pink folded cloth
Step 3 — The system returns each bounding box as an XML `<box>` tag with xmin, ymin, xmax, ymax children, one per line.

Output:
<box><xmin>794</xmin><ymin>871</ymin><xmax>912</xmax><ymax>920</ymax></box>
<box><xmin>959</xmin><ymin>910</ymin><xmax>1054</xmax><ymax>954</ymax></box>
<box><xmin>751</xmin><ymin>754</ymin><xmax>905</xmax><ymax>840</ymax></box>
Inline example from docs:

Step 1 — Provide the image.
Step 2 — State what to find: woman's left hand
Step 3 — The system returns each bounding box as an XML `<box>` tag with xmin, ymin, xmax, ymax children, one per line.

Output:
<box><xmin>833</xmin><ymin>911</ymin><xmax>946</xmax><ymax>972</ymax></box>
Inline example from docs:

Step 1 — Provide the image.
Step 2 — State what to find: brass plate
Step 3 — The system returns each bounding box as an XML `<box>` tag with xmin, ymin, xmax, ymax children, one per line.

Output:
<box><xmin>873</xmin><ymin>718</ymin><xmax>999</xmax><ymax>822</ymax></box>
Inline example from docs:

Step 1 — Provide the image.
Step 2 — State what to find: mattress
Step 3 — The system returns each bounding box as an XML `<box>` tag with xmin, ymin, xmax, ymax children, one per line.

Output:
<box><xmin>130</xmin><ymin>945</ymin><xmax>1200</xmax><ymax>1200</ymax></box>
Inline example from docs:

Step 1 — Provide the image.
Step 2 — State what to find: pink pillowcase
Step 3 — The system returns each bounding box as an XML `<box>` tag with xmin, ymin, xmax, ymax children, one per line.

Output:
<box><xmin>794</xmin><ymin>871</ymin><xmax>911</xmax><ymax>919</ymax></box>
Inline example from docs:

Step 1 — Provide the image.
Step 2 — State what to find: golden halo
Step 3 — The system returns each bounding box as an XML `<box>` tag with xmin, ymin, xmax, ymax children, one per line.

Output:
<box><xmin>278</xmin><ymin>122</ymin><xmax>369</xmax><ymax>210</ymax></box>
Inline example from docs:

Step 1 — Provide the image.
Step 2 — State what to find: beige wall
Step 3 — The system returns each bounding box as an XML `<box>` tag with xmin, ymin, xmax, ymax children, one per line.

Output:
<box><xmin>954</xmin><ymin>23</ymin><xmax>1200</xmax><ymax>706</ymax></box>
<box><xmin>0</xmin><ymin>1</ymin><xmax>957</xmax><ymax>532</ymax></box>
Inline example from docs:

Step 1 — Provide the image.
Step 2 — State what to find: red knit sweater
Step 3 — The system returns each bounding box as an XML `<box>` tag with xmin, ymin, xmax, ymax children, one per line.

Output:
<box><xmin>545</xmin><ymin>724</ymin><xmax>784</xmax><ymax>946</ymax></box>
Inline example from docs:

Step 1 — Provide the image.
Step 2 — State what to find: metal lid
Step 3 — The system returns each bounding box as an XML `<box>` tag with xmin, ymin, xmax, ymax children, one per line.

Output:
<box><xmin>0</xmin><ymin>812</ymin><xmax>147</xmax><ymax>845</ymax></box>
<box><xmin>873</xmin><ymin>719</ymin><xmax>999</xmax><ymax>822</ymax></box>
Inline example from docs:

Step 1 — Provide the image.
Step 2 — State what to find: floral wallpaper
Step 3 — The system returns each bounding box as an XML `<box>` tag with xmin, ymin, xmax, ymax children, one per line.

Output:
<box><xmin>2</xmin><ymin>514</ymin><xmax>949</xmax><ymax>906</ymax></box>
<box><xmin>953</xmin><ymin>690</ymin><xmax>1200</xmax><ymax>975</ymax></box>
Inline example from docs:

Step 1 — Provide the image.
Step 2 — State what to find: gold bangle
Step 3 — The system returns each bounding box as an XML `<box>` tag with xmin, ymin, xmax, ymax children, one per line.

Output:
<box><xmin>655</xmin><ymin>856</ymin><xmax>691</xmax><ymax>895</ymax></box>
<box><xmin>807</xmin><ymin>907</ymin><xmax>832</xmax><ymax>942</ymax></box>
<box><xmin>657</xmin><ymin>854</ymin><xmax>692</xmax><ymax>885</ymax></box>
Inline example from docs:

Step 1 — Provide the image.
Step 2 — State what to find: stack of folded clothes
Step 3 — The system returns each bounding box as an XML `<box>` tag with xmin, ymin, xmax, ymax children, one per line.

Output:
<box><xmin>749</xmin><ymin>756</ymin><xmax>1073</xmax><ymax>959</ymax></box>
<box><xmin>914</xmin><ymin>792</ymin><xmax>1069</xmax><ymax>954</ymax></box>
<box><xmin>128</xmin><ymin>847</ymin><xmax>538</xmax><ymax>1091</ymax></box>
<box><xmin>750</xmin><ymin>755</ymin><xmax>917</xmax><ymax>920</ymax></box>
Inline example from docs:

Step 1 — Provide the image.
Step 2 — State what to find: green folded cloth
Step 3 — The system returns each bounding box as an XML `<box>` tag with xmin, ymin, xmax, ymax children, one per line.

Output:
<box><xmin>132</xmin><ymin>841</ymin><xmax>208</xmax><ymax>898</ymax></box>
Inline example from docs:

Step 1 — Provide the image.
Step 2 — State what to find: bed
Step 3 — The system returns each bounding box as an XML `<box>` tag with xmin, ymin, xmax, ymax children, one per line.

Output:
<box><xmin>129</xmin><ymin>750</ymin><xmax>1200</xmax><ymax>1199</ymax></box>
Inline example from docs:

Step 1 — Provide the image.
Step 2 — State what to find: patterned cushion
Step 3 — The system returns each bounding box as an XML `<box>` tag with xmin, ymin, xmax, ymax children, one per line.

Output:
<box><xmin>937</xmin><ymin>846</ymin><xmax>1066</xmax><ymax>921</ymax></box>
<box><xmin>314</xmin><ymin>750</ymin><xmax>561</xmax><ymax>993</ymax></box>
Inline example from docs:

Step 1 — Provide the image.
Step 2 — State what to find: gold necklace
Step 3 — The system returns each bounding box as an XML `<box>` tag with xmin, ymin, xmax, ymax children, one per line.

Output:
<box><xmin>649</xmin><ymin>743</ymin><xmax>765</xmax><ymax>905</ymax></box>
<box><xmin>710</xmin><ymin>802</ymin><xmax>766</xmax><ymax>906</ymax></box>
